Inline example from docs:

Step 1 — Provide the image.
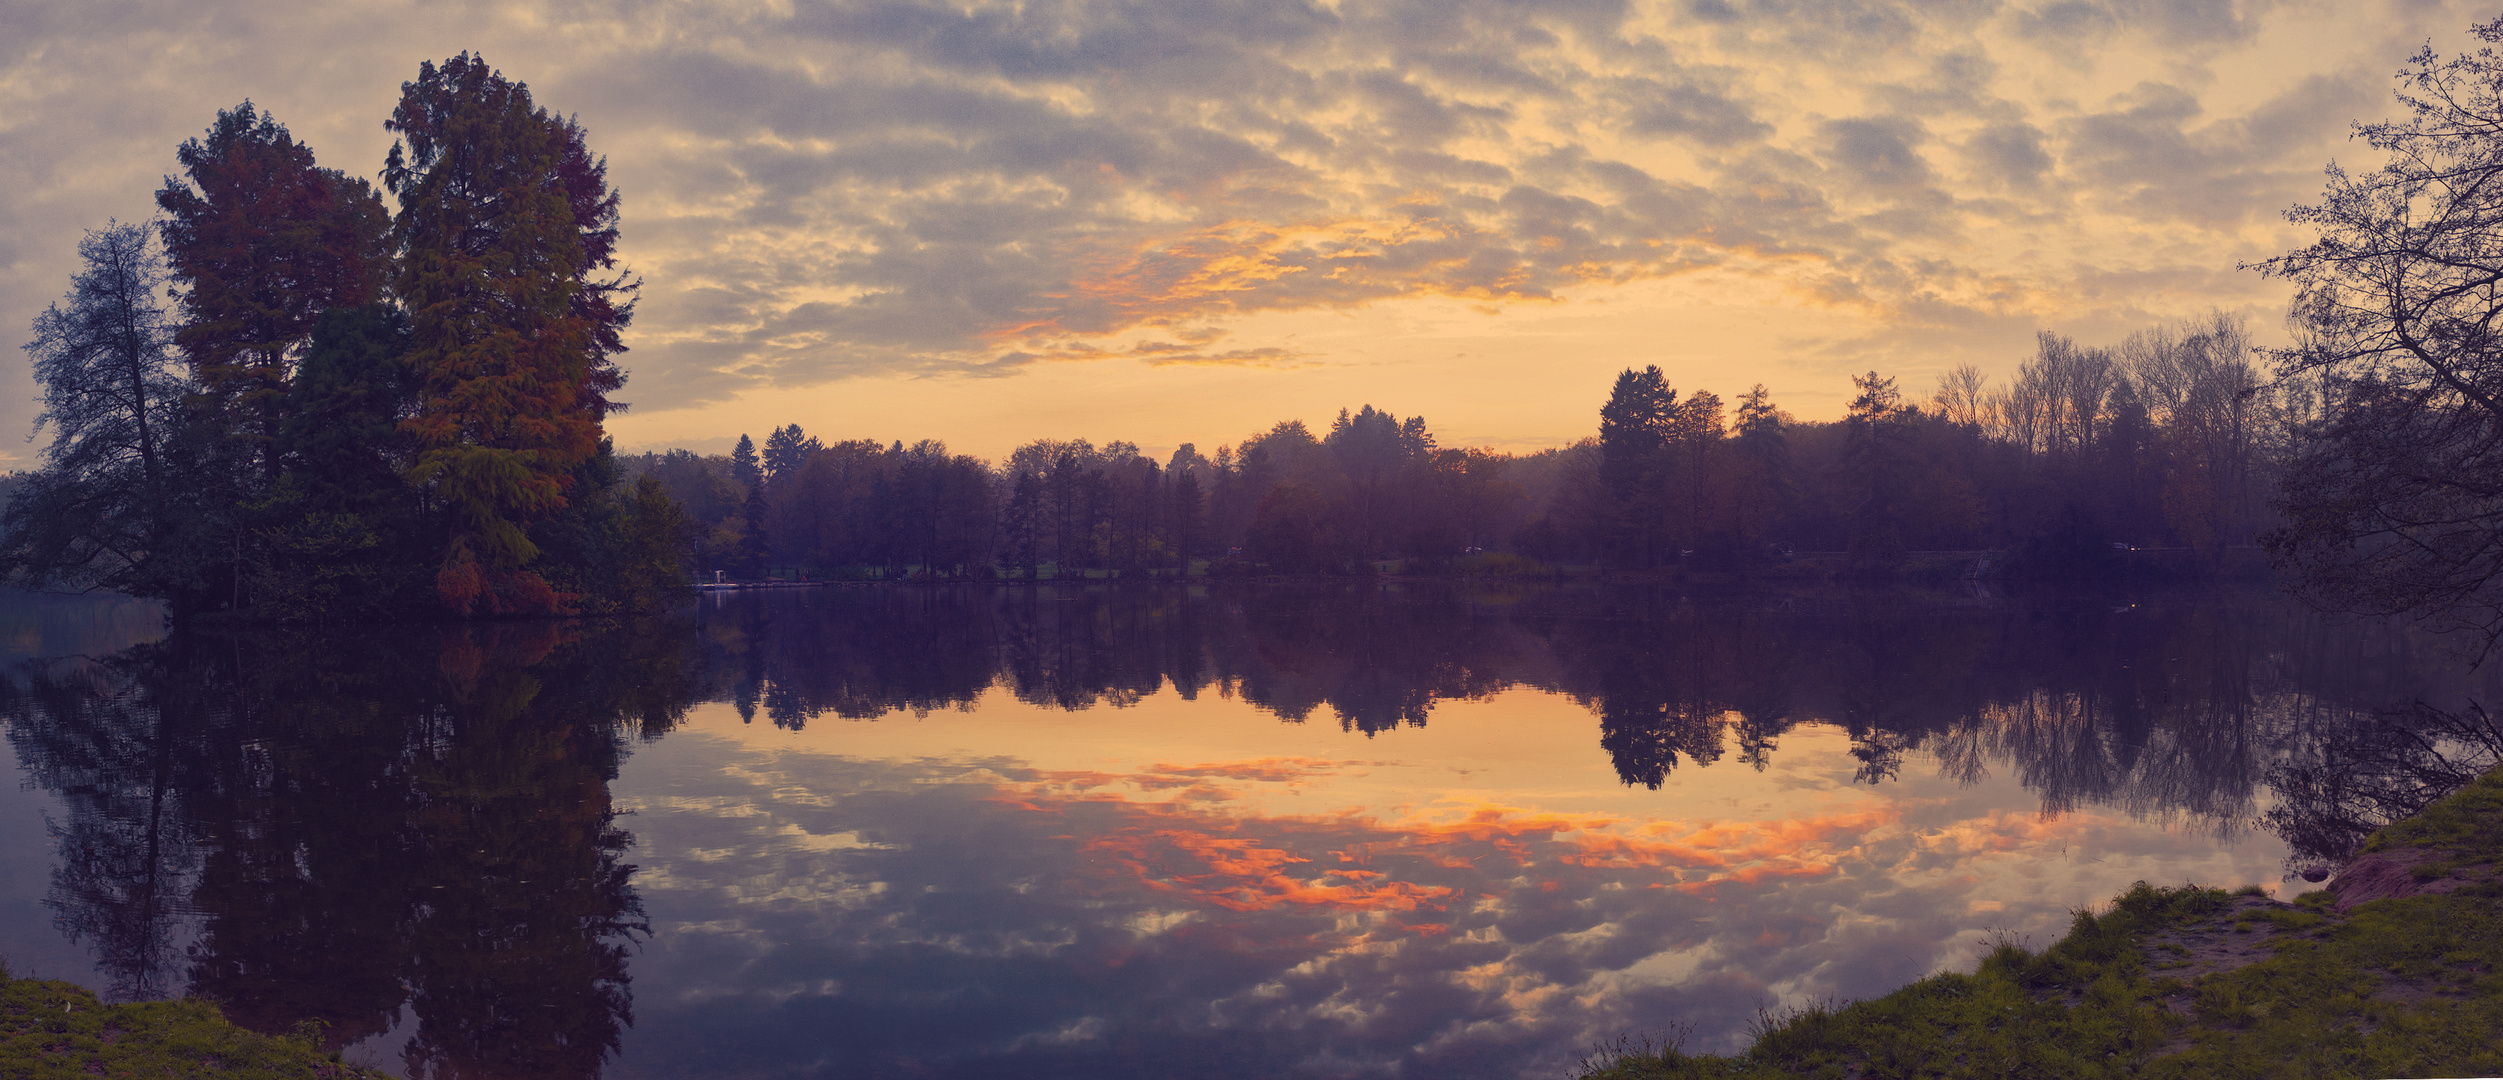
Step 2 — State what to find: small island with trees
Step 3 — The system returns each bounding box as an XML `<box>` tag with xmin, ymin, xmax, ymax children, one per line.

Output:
<box><xmin>5</xmin><ymin>56</ymin><xmax>684</xmax><ymax>622</ymax></box>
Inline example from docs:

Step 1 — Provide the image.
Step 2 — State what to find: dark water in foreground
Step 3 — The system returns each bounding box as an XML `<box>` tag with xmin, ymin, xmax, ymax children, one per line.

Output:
<box><xmin>0</xmin><ymin>584</ymin><xmax>2491</xmax><ymax>1079</ymax></box>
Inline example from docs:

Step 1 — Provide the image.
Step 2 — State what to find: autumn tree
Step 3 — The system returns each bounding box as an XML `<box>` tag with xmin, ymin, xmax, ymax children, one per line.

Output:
<box><xmin>384</xmin><ymin>54</ymin><xmax>637</xmax><ymax>615</ymax></box>
<box><xmin>156</xmin><ymin>102</ymin><xmax>390</xmax><ymax>477</ymax></box>
<box><xmin>1931</xmin><ymin>365</ymin><xmax>1989</xmax><ymax>428</ymax></box>
<box><xmin>771</xmin><ymin>438</ymin><xmax>884</xmax><ymax>573</ymax></box>
<box><xmin>1405</xmin><ymin>447</ymin><xmax>1518</xmax><ymax>561</ymax></box>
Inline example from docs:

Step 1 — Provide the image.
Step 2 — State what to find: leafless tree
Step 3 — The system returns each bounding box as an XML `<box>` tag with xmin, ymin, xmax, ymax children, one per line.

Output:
<box><xmin>1931</xmin><ymin>363</ymin><xmax>1989</xmax><ymax>428</ymax></box>
<box><xmin>2253</xmin><ymin>18</ymin><xmax>2503</xmax><ymax>657</ymax></box>
<box><xmin>4</xmin><ymin>221</ymin><xmax>189</xmax><ymax>592</ymax></box>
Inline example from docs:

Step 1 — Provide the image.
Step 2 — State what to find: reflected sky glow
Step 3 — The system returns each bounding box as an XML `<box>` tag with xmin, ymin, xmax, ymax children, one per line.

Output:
<box><xmin>608</xmin><ymin>682</ymin><xmax>2285</xmax><ymax>1078</ymax></box>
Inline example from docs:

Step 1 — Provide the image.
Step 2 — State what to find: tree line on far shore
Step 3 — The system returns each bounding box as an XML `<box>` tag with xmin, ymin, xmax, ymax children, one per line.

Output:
<box><xmin>631</xmin><ymin>309</ymin><xmax>2299</xmax><ymax>583</ymax></box>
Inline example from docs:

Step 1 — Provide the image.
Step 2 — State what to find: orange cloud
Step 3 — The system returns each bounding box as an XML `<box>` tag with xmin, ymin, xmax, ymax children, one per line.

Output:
<box><xmin>990</xmin><ymin>757</ymin><xmax>1372</xmax><ymax>804</ymax></box>
<box><xmin>1086</xmin><ymin>828</ymin><xmax>1459</xmax><ymax>913</ymax></box>
<box><xmin>974</xmin><ymin>205</ymin><xmax>1725</xmax><ymax>368</ymax></box>
<box><xmin>1016</xmin><ymin>216</ymin><xmax>1469</xmax><ymax>334</ymax></box>
<box><xmin>1139</xmin><ymin>757</ymin><xmax>1363</xmax><ymax>784</ymax></box>
<box><xmin>979</xmin><ymin>759</ymin><xmax>2110</xmax><ymax>924</ymax></box>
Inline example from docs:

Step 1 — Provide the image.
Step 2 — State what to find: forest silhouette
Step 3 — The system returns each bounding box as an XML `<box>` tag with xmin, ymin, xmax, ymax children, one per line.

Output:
<box><xmin>638</xmin><ymin>320</ymin><xmax>2289</xmax><ymax>588</ymax></box>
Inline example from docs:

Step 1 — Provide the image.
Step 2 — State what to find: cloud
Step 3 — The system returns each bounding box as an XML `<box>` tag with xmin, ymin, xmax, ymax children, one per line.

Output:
<box><xmin>1819</xmin><ymin>116</ymin><xmax>1938</xmax><ymax>191</ymax></box>
<box><xmin>1613</xmin><ymin>75</ymin><xmax>1773</xmax><ymax>145</ymax></box>
<box><xmin>0</xmin><ymin>0</ymin><xmax>2471</xmax><ymax>448</ymax></box>
<box><xmin>1964</xmin><ymin>121</ymin><xmax>2056</xmax><ymax>187</ymax></box>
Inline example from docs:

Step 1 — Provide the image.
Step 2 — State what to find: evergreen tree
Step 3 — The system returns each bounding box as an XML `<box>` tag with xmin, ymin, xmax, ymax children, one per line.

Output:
<box><xmin>1598</xmin><ymin>366</ymin><xmax>1675</xmax><ymax>568</ymax></box>
<box><xmin>1843</xmin><ymin>372</ymin><xmax>1910</xmax><ymax>574</ymax></box>
<box><xmin>733</xmin><ymin>484</ymin><xmax>770</xmax><ymax>578</ymax></box>
<box><xmin>762</xmin><ymin>424</ymin><xmax>820</xmax><ymax>484</ymax></box>
<box><xmin>1731</xmin><ymin>384</ymin><xmax>1792</xmax><ymax>553</ymax></box>
<box><xmin>275</xmin><ymin>307</ymin><xmax>419</xmax><ymax>513</ymax></box>
<box><xmin>730</xmin><ymin>433</ymin><xmax>762</xmax><ymax>488</ymax></box>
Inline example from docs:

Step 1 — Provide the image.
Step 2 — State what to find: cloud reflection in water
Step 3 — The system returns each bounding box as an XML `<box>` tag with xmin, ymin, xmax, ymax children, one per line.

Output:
<box><xmin>612</xmin><ymin>709</ymin><xmax>2258</xmax><ymax>1079</ymax></box>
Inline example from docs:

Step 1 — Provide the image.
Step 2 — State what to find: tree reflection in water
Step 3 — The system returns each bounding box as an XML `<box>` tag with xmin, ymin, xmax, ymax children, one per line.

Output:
<box><xmin>1</xmin><ymin>583</ymin><xmax>2496</xmax><ymax>1077</ymax></box>
<box><xmin>704</xmin><ymin>584</ymin><xmax>2499</xmax><ymax>853</ymax></box>
<box><xmin>0</xmin><ymin>618</ymin><xmax>700</xmax><ymax>1079</ymax></box>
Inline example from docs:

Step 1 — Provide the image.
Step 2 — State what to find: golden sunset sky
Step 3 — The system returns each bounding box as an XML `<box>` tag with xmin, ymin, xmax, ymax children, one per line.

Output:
<box><xmin>1</xmin><ymin>0</ymin><xmax>2486</xmax><ymax>465</ymax></box>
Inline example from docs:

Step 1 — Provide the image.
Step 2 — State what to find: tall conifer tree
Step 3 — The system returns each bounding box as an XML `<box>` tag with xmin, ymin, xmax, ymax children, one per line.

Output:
<box><xmin>1599</xmin><ymin>365</ymin><xmax>1676</xmax><ymax>568</ymax></box>
<box><xmin>731</xmin><ymin>434</ymin><xmax>763</xmax><ymax>489</ymax></box>
<box><xmin>383</xmin><ymin>55</ymin><xmax>637</xmax><ymax>615</ymax></box>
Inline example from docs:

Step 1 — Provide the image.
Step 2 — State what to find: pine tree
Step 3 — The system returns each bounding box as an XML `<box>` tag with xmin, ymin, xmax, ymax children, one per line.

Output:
<box><xmin>1844</xmin><ymin>372</ymin><xmax>1910</xmax><ymax>573</ymax></box>
<box><xmin>383</xmin><ymin>55</ymin><xmax>637</xmax><ymax>615</ymax></box>
<box><xmin>1731</xmin><ymin>384</ymin><xmax>1792</xmax><ymax>552</ymax></box>
<box><xmin>1598</xmin><ymin>365</ymin><xmax>1676</xmax><ymax>568</ymax></box>
<box><xmin>734</xmin><ymin>484</ymin><xmax>771</xmax><ymax>579</ymax></box>
<box><xmin>730</xmin><ymin>433</ymin><xmax>762</xmax><ymax>489</ymax></box>
<box><xmin>762</xmin><ymin>424</ymin><xmax>821</xmax><ymax>484</ymax></box>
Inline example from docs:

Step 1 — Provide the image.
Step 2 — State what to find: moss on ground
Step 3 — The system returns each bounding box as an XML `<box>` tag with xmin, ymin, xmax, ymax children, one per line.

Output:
<box><xmin>1578</xmin><ymin>766</ymin><xmax>2503</xmax><ymax>1080</ymax></box>
<box><xmin>0</xmin><ymin>965</ymin><xmax>388</xmax><ymax>1079</ymax></box>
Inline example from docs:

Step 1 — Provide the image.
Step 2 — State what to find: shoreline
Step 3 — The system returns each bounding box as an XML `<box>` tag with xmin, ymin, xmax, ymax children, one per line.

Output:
<box><xmin>0</xmin><ymin>970</ymin><xmax>391</xmax><ymax>1078</ymax></box>
<box><xmin>1579</xmin><ymin>765</ymin><xmax>2503</xmax><ymax>1079</ymax></box>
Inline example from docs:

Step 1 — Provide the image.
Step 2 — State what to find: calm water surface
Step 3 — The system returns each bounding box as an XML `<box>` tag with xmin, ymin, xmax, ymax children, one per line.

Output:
<box><xmin>0</xmin><ymin>584</ymin><xmax>2487</xmax><ymax>1078</ymax></box>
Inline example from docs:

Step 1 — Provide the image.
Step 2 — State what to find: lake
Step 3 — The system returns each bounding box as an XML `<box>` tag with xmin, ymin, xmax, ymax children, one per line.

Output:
<box><xmin>0</xmin><ymin>583</ymin><xmax>2488</xmax><ymax>1079</ymax></box>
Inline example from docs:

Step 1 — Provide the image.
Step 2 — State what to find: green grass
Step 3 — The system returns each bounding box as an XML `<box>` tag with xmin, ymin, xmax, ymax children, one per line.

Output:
<box><xmin>0</xmin><ymin>964</ymin><xmax>387</xmax><ymax>1079</ymax></box>
<box><xmin>2362</xmin><ymin>761</ymin><xmax>2503</xmax><ymax>859</ymax></box>
<box><xmin>1577</xmin><ymin>767</ymin><xmax>2503</xmax><ymax>1080</ymax></box>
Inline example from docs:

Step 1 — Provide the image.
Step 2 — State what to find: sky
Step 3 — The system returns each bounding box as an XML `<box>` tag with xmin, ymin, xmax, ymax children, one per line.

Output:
<box><xmin>1</xmin><ymin>0</ymin><xmax>2488</xmax><ymax>467</ymax></box>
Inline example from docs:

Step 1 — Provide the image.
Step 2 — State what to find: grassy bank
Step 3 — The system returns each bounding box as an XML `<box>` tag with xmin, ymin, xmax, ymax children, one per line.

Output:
<box><xmin>1580</xmin><ymin>766</ymin><xmax>2503</xmax><ymax>1079</ymax></box>
<box><xmin>0</xmin><ymin>965</ymin><xmax>387</xmax><ymax>1079</ymax></box>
